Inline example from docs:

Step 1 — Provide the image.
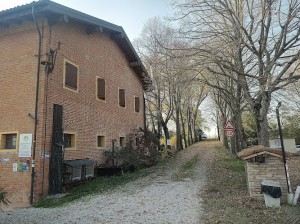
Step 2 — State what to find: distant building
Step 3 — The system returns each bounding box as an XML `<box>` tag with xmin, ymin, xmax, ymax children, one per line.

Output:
<box><xmin>0</xmin><ymin>0</ymin><xmax>150</xmax><ymax>208</ymax></box>
<box><xmin>269</xmin><ymin>138</ymin><xmax>297</xmax><ymax>154</ymax></box>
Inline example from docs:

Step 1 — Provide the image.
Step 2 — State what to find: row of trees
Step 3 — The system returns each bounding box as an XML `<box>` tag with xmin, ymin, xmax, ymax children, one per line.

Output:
<box><xmin>136</xmin><ymin>0</ymin><xmax>300</xmax><ymax>153</ymax></box>
<box><xmin>134</xmin><ymin>18</ymin><xmax>208</xmax><ymax>150</ymax></box>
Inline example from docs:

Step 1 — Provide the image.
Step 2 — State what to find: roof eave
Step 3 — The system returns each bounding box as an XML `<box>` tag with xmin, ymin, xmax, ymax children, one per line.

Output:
<box><xmin>0</xmin><ymin>0</ymin><xmax>151</xmax><ymax>90</ymax></box>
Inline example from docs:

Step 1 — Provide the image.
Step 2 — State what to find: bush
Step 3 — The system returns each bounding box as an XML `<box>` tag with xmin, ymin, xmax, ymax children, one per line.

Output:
<box><xmin>102</xmin><ymin>129</ymin><xmax>160</xmax><ymax>172</ymax></box>
<box><xmin>0</xmin><ymin>188</ymin><xmax>10</xmax><ymax>211</ymax></box>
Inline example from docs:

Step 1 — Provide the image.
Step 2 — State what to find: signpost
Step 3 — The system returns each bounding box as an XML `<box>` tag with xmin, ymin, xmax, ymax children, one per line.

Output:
<box><xmin>224</xmin><ymin>120</ymin><xmax>235</xmax><ymax>138</ymax></box>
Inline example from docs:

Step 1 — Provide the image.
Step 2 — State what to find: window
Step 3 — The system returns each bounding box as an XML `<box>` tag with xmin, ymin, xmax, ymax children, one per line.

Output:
<box><xmin>120</xmin><ymin>137</ymin><xmax>125</xmax><ymax>147</ymax></box>
<box><xmin>97</xmin><ymin>78</ymin><xmax>106</xmax><ymax>100</ymax></box>
<box><xmin>97</xmin><ymin>135</ymin><xmax>106</xmax><ymax>148</ymax></box>
<box><xmin>134</xmin><ymin>96</ymin><xmax>140</xmax><ymax>113</ymax></box>
<box><xmin>64</xmin><ymin>133</ymin><xmax>76</xmax><ymax>149</ymax></box>
<box><xmin>0</xmin><ymin>133</ymin><xmax>17</xmax><ymax>150</ymax></box>
<box><xmin>64</xmin><ymin>59</ymin><xmax>78</xmax><ymax>91</ymax></box>
<box><xmin>119</xmin><ymin>89</ymin><xmax>125</xmax><ymax>107</ymax></box>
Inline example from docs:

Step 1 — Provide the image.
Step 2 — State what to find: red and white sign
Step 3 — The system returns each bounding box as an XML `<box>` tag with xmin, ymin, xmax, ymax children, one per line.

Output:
<box><xmin>225</xmin><ymin>130</ymin><xmax>235</xmax><ymax>138</ymax></box>
<box><xmin>224</xmin><ymin>120</ymin><xmax>235</xmax><ymax>138</ymax></box>
<box><xmin>224</xmin><ymin>120</ymin><xmax>236</xmax><ymax>130</ymax></box>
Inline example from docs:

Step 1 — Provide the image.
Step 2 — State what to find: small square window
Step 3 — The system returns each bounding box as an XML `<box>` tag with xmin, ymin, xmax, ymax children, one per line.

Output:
<box><xmin>97</xmin><ymin>135</ymin><xmax>106</xmax><ymax>147</ymax></box>
<box><xmin>64</xmin><ymin>133</ymin><xmax>76</xmax><ymax>149</ymax></box>
<box><xmin>119</xmin><ymin>89</ymin><xmax>125</xmax><ymax>107</ymax></box>
<box><xmin>134</xmin><ymin>96</ymin><xmax>140</xmax><ymax>113</ymax></box>
<box><xmin>0</xmin><ymin>133</ymin><xmax>17</xmax><ymax>150</ymax></box>
<box><xmin>64</xmin><ymin>60</ymin><xmax>78</xmax><ymax>91</ymax></box>
<box><xmin>97</xmin><ymin>78</ymin><xmax>106</xmax><ymax>100</ymax></box>
<box><xmin>120</xmin><ymin>137</ymin><xmax>125</xmax><ymax>147</ymax></box>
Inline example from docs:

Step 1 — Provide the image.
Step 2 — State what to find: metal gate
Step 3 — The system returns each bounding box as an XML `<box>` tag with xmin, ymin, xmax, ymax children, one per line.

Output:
<box><xmin>49</xmin><ymin>104</ymin><xmax>64</xmax><ymax>195</ymax></box>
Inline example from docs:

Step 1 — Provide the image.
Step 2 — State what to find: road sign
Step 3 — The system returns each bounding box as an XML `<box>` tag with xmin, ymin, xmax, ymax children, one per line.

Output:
<box><xmin>224</xmin><ymin>120</ymin><xmax>236</xmax><ymax>130</ymax></box>
<box><xmin>225</xmin><ymin>130</ymin><xmax>235</xmax><ymax>138</ymax></box>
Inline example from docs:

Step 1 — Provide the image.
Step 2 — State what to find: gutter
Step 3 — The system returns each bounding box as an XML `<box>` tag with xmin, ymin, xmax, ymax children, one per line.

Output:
<box><xmin>30</xmin><ymin>5</ymin><xmax>42</xmax><ymax>205</ymax></box>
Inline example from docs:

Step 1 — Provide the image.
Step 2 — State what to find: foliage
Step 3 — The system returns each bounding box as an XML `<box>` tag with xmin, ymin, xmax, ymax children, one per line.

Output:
<box><xmin>0</xmin><ymin>188</ymin><xmax>10</xmax><ymax>211</ymax></box>
<box><xmin>242</xmin><ymin>111</ymin><xmax>259</xmax><ymax>146</ymax></box>
<box><xmin>160</xmin><ymin>135</ymin><xmax>177</xmax><ymax>149</ymax></box>
<box><xmin>103</xmin><ymin>129</ymin><xmax>160</xmax><ymax>172</ymax></box>
<box><xmin>269</xmin><ymin>112</ymin><xmax>300</xmax><ymax>144</ymax></box>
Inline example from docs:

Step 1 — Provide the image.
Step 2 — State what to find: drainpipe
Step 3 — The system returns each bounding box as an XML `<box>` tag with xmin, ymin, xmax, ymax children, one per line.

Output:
<box><xmin>30</xmin><ymin>5</ymin><xmax>42</xmax><ymax>205</ymax></box>
<box><xmin>143</xmin><ymin>93</ymin><xmax>146</xmax><ymax>130</ymax></box>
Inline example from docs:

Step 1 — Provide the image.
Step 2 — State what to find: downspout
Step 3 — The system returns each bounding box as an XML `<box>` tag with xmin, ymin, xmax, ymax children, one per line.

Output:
<box><xmin>30</xmin><ymin>5</ymin><xmax>42</xmax><ymax>205</ymax></box>
<box><xmin>143</xmin><ymin>93</ymin><xmax>146</xmax><ymax>130</ymax></box>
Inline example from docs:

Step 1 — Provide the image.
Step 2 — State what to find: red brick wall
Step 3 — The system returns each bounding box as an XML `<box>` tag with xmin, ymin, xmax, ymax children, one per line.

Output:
<box><xmin>44</xmin><ymin>21</ymin><xmax>145</xmax><ymax>157</ymax></box>
<box><xmin>0</xmin><ymin>21</ymin><xmax>48</xmax><ymax>209</ymax></box>
<box><xmin>0</xmin><ymin>19</ymin><xmax>145</xmax><ymax>208</ymax></box>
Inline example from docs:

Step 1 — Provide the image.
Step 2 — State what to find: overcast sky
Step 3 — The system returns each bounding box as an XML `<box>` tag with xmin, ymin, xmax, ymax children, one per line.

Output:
<box><xmin>0</xmin><ymin>0</ymin><xmax>171</xmax><ymax>41</ymax></box>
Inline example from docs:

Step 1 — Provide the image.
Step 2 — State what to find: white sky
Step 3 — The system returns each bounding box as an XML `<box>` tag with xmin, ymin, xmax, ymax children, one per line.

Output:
<box><xmin>0</xmin><ymin>0</ymin><xmax>171</xmax><ymax>41</ymax></box>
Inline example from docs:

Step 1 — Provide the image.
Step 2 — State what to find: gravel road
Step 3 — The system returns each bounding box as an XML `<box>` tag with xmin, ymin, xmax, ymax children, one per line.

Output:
<box><xmin>0</xmin><ymin>142</ymin><xmax>210</xmax><ymax>224</ymax></box>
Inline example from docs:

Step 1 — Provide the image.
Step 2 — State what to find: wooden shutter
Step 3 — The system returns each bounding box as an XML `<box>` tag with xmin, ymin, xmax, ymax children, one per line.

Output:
<box><xmin>135</xmin><ymin>96</ymin><xmax>140</xmax><ymax>112</ymax></box>
<box><xmin>119</xmin><ymin>89</ymin><xmax>125</xmax><ymax>107</ymax></box>
<box><xmin>65</xmin><ymin>62</ymin><xmax>78</xmax><ymax>90</ymax></box>
<box><xmin>97</xmin><ymin>78</ymin><xmax>106</xmax><ymax>100</ymax></box>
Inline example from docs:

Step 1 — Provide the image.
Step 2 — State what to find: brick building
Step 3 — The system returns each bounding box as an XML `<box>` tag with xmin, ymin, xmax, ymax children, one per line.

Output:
<box><xmin>0</xmin><ymin>0</ymin><xmax>150</xmax><ymax>208</ymax></box>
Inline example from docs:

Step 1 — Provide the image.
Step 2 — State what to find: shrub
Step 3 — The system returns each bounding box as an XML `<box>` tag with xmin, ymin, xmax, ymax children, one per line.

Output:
<box><xmin>0</xmin><ymin>188</ymin><xmax>10</xmax><ymax>211</ymax></box>
<box><xmin>103</xmin><ymin>129</ymin><xmax>160</xmax><ymax>172</ymax></box>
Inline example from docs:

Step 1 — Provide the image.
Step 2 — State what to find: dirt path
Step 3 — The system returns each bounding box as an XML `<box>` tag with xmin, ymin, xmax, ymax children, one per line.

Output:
<box><xmin>0</xmin><ymin>141</ymin><xmax>218</xmax><ymax>224</ymax></box>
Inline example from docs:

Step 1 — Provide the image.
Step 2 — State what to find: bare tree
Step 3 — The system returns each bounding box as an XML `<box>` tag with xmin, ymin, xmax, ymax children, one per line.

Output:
<box><xmin>135</xmin><ymin>16</ymin><xmax>209</xmax><ymax>150</ymax></box>
<box><xmin>171</xmin><ymin>0</ymin><xmax>300</xmax><ymax>146</ymax></box>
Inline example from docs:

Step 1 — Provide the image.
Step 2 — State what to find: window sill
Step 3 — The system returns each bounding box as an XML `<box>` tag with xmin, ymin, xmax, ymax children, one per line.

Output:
<box><xmin>96</xmin><ymin>98</ymin><xmax>106</xmax><ymax>102</ymax></box>
<box><xmin>96</xmin><ymin>147</ymin><xmax>106</xmax><ymax>149</ymax></box>
<box><xmin>64</xmin><ymin>147</ymin><xmax>77</xmax><ymax>150</ymax></box>
<box><xmin>0</xmin><ymin>149</ymin><xmax>17</xmax><ymax>153</ymax></box>
<box><xmin>63</xmin><ymin>85</ymin><xmax>79</xmax><ymax>93</ymax></box>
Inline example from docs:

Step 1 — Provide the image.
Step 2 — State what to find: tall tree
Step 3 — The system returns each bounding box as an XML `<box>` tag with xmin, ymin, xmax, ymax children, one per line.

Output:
<box><xmin>171</xmin><ymin>0</ymin><xmax>300</xmax><ymax>146</ymax></box>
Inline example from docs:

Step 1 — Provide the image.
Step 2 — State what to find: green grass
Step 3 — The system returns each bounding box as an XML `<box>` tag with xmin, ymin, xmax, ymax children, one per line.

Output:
<box><xmin>172</xmin><ymin>154</ymin><xmax>199</xmax><ymax>181</ymax></box>
<box><xmin>223</xmin><ymin>157</ymin><xmax>245</xmax><ymax>173</ymax></box>
<box><xmin>213</xmin><ymin>144</ymin><xmax>245</xmax><ymax>173</ymax></box>
<box><xmin>35</xmin><ymin>159</ymin><xmax>170</xmax><ymax>208</ymax></box>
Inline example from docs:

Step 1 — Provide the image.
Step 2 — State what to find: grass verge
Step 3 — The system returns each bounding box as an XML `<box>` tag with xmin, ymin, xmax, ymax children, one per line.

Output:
<box><xmin>172</xmin><ymin>154</ymin><xmax>199</xmax><ymax>181</ymax></box>
<box><xmin>35</xmin><ymin>159</ymin><xmax>169</xmax><ymax>208</ymax></box>
<box><xmin>202</xmin><ymin>145</ymin><xmax>300</xmax><ymax>224</ymax></box>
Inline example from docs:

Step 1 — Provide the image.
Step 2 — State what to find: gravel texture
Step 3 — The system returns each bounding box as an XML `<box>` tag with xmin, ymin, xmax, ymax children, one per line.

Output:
<box><xmin>0</xmin><ymin>142</ymin><xmax>208</xmax><ymax>224</ymax></box>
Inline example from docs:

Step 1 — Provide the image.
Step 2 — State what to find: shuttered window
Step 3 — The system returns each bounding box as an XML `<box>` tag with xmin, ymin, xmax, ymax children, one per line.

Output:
<box><xmin>64</xmin><ymin>61</ymin><xmax>78</xmax><ymax>90</ymax></box>
<box><xmin>97</xmin><ymin>78</ymin><xmax>106</xmax><ymax>100</ymax></box>
<box><xmin>134</xmin><ymin>96</ymin><xmax>140</xmax><ymax>113</ymax></box>
<box><xmin>119</xmin><ymin>89</ymin><xmax>125</xmax><ymax>107</ymax></box>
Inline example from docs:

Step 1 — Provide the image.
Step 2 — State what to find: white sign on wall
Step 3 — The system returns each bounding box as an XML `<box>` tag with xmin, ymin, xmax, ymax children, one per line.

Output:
<box><xmin>18</xmin><ymin>134</ymin><xmax>33</xmax><ymax>158</ymax></box>
<box><xmin>13</xmin><ymin>163</ymin><xmax>18</xmax><ymax>172</ymax></box>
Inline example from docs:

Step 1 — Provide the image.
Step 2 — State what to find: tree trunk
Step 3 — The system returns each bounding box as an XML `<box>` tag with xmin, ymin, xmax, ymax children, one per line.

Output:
<box><xmin>219</xmin><ymin>114</ymin><xmax>229</xmax><ymax>149</ymax></box>
<box><xmin>187</xmin><ymin>108</ymin><xmax>192</xmax><ymax>146</ymax></box>
<box><xmin>180</xmin><ymin>106</ymin><xmax>187</xmax><ymax>148</ymax></box>
<box><xmin>161</xmin><ymin>118</ymin><xmax>170</xmax><ymax>150</ymax></box>
<box><xmin>175</xmin><ymin>103</ymin><xmax>183</xmax><ymax>151</ymax></box>
<box><xmin>254</xmin><ymin>94</ymin><xmax>271</xmax><ymax>146</ymax></box>
<box><xmin>232</xmin><ymin>106</ymin><xmax>247</xmax><ymax>152</ymax></box>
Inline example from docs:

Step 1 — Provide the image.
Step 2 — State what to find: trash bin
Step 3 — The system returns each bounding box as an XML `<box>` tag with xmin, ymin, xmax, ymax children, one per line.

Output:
<box><xmin>261</xmin><ymin>180</ymin><xmax>282</xmax><ymax>208</ymax></box>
